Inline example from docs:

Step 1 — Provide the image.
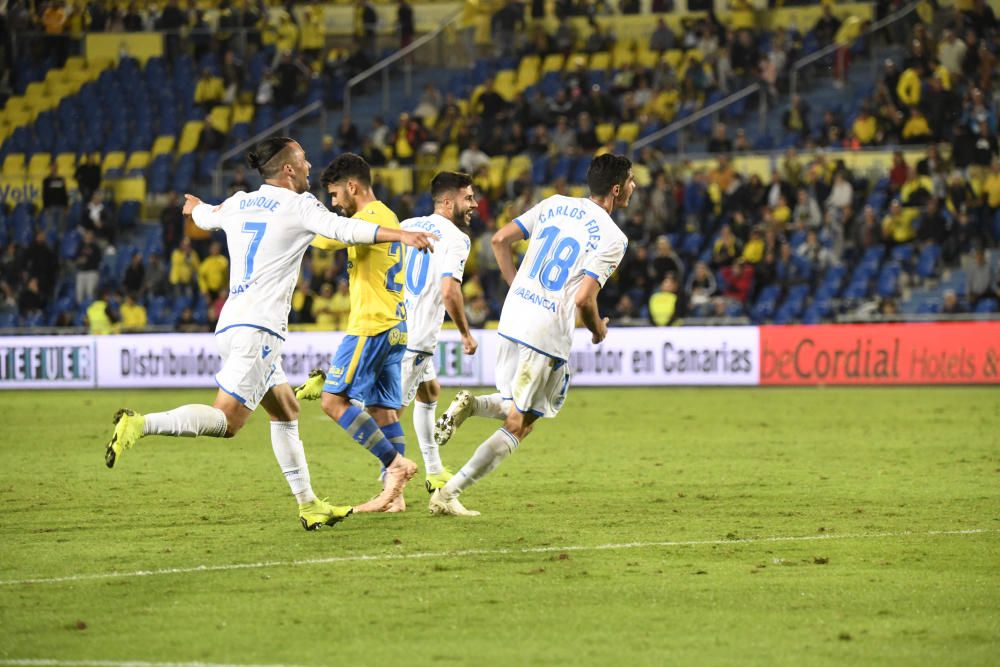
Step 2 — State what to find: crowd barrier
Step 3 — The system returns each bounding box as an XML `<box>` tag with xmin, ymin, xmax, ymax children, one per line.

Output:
<box><xmin>1</xmin><ymin>323</ymin><xmax>998</xmax><ymax>390</ymax></box>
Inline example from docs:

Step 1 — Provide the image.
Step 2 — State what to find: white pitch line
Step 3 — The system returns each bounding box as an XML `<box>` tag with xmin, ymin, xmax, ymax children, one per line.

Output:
<box><xmin>0</xmin><ymin>662</ymin><xmax>310</xmax><ymax>667</ymax></box>
<box><xmin>0</xmin><ymin>528</ymin><xmax>992</xmax><ymax>588</ymax></box>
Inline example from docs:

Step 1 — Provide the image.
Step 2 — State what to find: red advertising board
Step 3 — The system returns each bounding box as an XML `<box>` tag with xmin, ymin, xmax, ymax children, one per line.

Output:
<box><xmin>760</xmin><ymin>322</ymin><xmax>1000</xmax><ymax>385</ymax></box>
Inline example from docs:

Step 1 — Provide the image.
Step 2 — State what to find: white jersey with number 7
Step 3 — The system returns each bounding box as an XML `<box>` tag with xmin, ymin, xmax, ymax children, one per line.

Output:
<box><xmin>497</xmin><ymin>194</ymin><xmax>628</xmax><ymax>361</ymax></box>
<box><xmin>191</xmin><ymin>183</ymin><xmax>383</xmax><ymax>339</ymax></box>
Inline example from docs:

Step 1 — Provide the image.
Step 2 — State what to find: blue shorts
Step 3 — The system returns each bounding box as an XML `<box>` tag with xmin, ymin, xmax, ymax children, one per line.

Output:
<box><xmin>323</xmin><ymin>321</ymin><xmax>407</xmax><ymax>409</ymax></box>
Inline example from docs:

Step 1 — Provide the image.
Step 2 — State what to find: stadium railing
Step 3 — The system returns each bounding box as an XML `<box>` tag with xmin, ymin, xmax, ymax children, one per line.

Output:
<box><xmin>788</xmin><ymin>0</ymin><xmax>921</xmax><ymax>100</ymax></box>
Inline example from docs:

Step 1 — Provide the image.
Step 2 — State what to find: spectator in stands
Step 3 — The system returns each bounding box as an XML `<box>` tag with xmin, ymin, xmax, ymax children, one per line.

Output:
<box><xmin>575</xmin><ymin>112</ymin><xmax>600</xmax><ymax>153</ymax></box>
<box><xmin>493</xmin><ymin>0</ymin><xmax>525</xmax><ymax>58</ymax></box>
<box><xmin>194</xmin><ymin>69</ymin><xmax>223</xmax><ymax>110</ymax></box>
<box><xmin>792</xmin><ymin>188</ymin><xmax>822</xmax><ymax>230</ymax></box>
<box><xmin>712</xmin><ymin>224</ymin><xmax>741</xmax><ymax>268</ymax></box>
<box><xmin>917</xmin><ymin>197</ymin><xmax>951</xmax><ymax>248</ymax></box>
<box><xmin>75</xmin><ymin>154</ymin><xmax>101</xmax><ymax>207</ymax></box>
<box><xmin>41</xmin><ymin>1</ymin><xmax>69</xmax><ymax>66</ymax></box>
<box><xmin>122</xmin><ymin>251</ymin><xmax>145</xmax><ymax>297</ymax></box>
<box><xmin>550</xmin><ymin>115</ymin><xmax>577</xmax><ymax>155</ymax></box>
<box><xmin>584</xmin><ymin>20</ymin><xmax>613</xmax><ymax>54</ymax></box>
<box><xmin>686</xmin><ymin>261</ymin><xmax>717</xmax><ymax>313</ymax></box>
<box><xmin>796</xmin><ymin>229</ymin><xmax>836</xmax><ymax>273</ymax></box>
<box><xmin>169</xmin><ymin>237</ymin><xmax>200</xmax><ymax>298</ymax></box>
<box><xmin>611</xmin><ymin>294</ymin><xmax>641</xmax><ymax>325</ymax></box>
<box><xmin>0</xmin><ymin>281</ymin><xmax>18</xmax><ymax>320</ymax></box>
<box><xmin>160</xmin><ymin>192</ymin><xmax>185</xmax><ymax>255</ymax></box>
<box><xmin>902</xmin><ymin>109</ymin><xmax>933</xmax><ymax>144</ymax></box>
<box><xmin>900</xmin><ymin>166</ymin><xmax>933</xmax><ymax>207</ymax></box>
<box><xmin>812</xmin><ymin>4</ymin><xmax>841</xmax><ymax>49</ymax></box>
<box><xmin>648</xmin><ymin>273</ymin><xmax>681</xmax><ymax>326</ymax></box>
<box><xmin>649</xmin><ymin>18</ymin><xmax>675</xmax><ymax>53</ymax></box>
<box><xmin>707</xmin><ymin>123</ymin><xmax>732</xmax><ymax>154</ymax></box>
<box><xmin>896</xmin><ymin>61</ymin><xmax>924</xmax><ymax>109</ymax></box>
<box><xmin>120</xmin><ymin>292</ymin><xmax>147</xmax><ymax>332</ymax></box>
<box><xmin>397</xmin><ymin>0</ymin><xmax>414</xmax><ymax>50</ymax></box>
<box><xmin>971</xmin><ymin>123</ymin><xmax>999</xmax><ymax>167</ymax></box>
<box><xmin>984</xmin><ymin>160</ymin><xmax>1000</xmax><ymax>215</ymax></box>
<box><xmin>651</xmin><ymin>235</ymin><xmax>684</xmax><ymax>283</ymax></box>
<box><xmin>41</xmin><ymin>162</ymin><xmax>68</xmax><ymax>232</ymax></box>
<box><xmin>85</xmin><ymin>290</ymin><xmax>116</xmax><ymax>335</ymax></box>
<box><xmin>81</xmin><ymin>190</ymin><xmax>115</xmax><ymax>243</ymax></box>
<box><xmin>337</xmin><ymin>116</ymin><xmax>361</xmax><ymax>153</ymax></box>
<box><xmin>465</xmin><ymin>294</ymin><xmax>490</xmax><ymax>328</ymax></box>
<box><xmin>776</xmin><ymin>242</ymin><xmax>809</xmax><ymax>288</ymax></box>
<box><xmin>228</xmin><ymin>167</ymin><xmax>250</xmax><ymax>195</ymax></box>
<box><xmin>17</xmin><ymin>276</ymin><xmax>46</xmax><ymax>320</ymax></box>
<box><xmin>273</xmin><ymin>51</ymin><xmax>308</xmax><ymax>108</ymax></box>
<box><xmin>941</xmin><ymin>290</ymin><xmax>964</xmax><ymax>314</ymax></box>
<box><xmin>721</xmin><ymin>259</ymin><xmax>753</xmax><ymax>306</ymax></box>
<box><xmin>459</xmin><ymin>140</ymin><xmax>490</xmax><ymax>174</ymax></box>
<box><xmin>198</xmin><ymin>241</ymin><xmax>229</xmax><ymax>298</ymax></box>
<box><xmin>74</xmin><ymin>230</ymin><xmax>101</xmax><ymax>305</ymax></box>
<box><xmin>23</xmin><ymin>231</ymin><xmax>57</xmax><ymax>298</ymax></box>
<box><xmin>311</xmin><ymin>282</ymin><xmax>338</xmax><ymax>329</ymax></box>
<box><xmin>966</xmin><ymin>247</ymin><xmax>997</xmax><ymax>308</ymax></box>
<box><xmin>356</xmin><ymin>0</ymin><xmax>378</xmax><ymax>58</ymax></box>
<box><xmin>937</xmin><ymin>29</ymin><xmax>967</xmax><ymax>79</ymax></box>
<box><xmin>889</xmin><ymin>151</ymin><xmax>909</xmax><ymax>192</ymax></box>
<box><xmin>882</xmin><ymin>199</ymin><xmax>916</xmax><ymax>245</ymax></box>
<box><xmin>782</xmin><ymin>95</ymin><xmax>810</xmax><ymax>140</ymax></box>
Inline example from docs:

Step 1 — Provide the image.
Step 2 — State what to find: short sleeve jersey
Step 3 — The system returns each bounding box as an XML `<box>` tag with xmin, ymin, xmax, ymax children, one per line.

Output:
<box><xmin>497</xmin><ymin>195</ymin><xmax>627</xmax><ymax>360</ymax></box>
<box><xmin>400</xmin><ymin>213</ymin><xmax>471</xmax><ymax>353</ymax></box>
<box><xmin>192</xmin><ymin>183</ymin><xmax>380</xmax><ymax>338</ymax></box>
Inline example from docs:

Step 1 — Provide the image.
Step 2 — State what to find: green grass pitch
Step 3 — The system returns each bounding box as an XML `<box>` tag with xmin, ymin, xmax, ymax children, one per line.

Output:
<box><xmin>1</xmin><ymin>387</ymin><xmax>998</xmax><ymax>666</ymax></box>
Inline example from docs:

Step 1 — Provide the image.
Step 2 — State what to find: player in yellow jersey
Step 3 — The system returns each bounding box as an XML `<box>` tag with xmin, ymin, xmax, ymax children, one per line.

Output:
<box><xmin>308</xmin><ymin>153</ymin><xmax>419</xmax><ymax>512</ymax></box>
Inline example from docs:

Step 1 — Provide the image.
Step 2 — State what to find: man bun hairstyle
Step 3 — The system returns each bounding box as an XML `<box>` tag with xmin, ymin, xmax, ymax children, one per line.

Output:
<box><xmin>321</xmin><ymin>153</ymin><xmax>371</xmax><ymax>188</ymax></box>
<box><xmin>246</xmin><ymin>136</ymin><xmax>296</xmax><ymax>179</ymax></box>
<box><xmin>587</xmin><ymin>153</ymin><xmax>632</xmax><ymax>197</ymax></box>
<box><xmin>430</xmin><ymin>171</ymin><xmax>474</xmax><ymax>200</ymax></box>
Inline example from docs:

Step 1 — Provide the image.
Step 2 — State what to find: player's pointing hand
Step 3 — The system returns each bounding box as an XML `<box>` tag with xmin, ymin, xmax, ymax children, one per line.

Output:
<box><xmin>592</xmin><ymin>317</ymin><xmax>609</xmax><ymax>344</ymax></box>
<box><xmin>399</xmin><ymin>230</ymin><xmax>436</xmax><ymax>252</ymax></box>
<box><xmin>182</xmin><ymin>194</ymin><xmax>203</xmax><ymax>216</ymax></box>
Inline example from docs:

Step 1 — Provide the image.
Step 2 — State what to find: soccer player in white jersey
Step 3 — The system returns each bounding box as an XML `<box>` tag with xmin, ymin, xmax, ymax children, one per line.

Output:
<box><xmin>399</xmin><ymin>172</ymin><xmax>479</xmax><ymax>499</ymax></box>
<box><xmin>102</xmin><ymin>137</ymin><xmax>434</xmax><ymax>530</ymax></box>
<box><xmin>429</xmin><ymin>153</ymin><xmax>635</xmax><ymax>516</ymax></box>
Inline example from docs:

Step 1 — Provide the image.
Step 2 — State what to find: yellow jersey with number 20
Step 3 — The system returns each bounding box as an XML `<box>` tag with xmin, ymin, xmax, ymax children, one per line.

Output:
<box><xmin>311</xmin><ymin>200</ymin><xmax>405</xmax><ymax>336</ymax></box>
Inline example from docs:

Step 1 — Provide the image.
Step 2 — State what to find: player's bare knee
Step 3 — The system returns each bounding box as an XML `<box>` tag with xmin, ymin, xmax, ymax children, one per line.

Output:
<box><xmin>321</xmin><ymin>392</ymin><xmax>348</xmax><ymax>420</ymax></box>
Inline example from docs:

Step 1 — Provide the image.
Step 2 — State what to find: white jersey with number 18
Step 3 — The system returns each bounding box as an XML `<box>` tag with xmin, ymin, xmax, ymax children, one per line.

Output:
<box><xmin>497</xmin><ymin>195</ymin><xmax>627</xmax><ymax>361</ymax></box>
<box><xmin>400</xmin><ymin>213</ymin><xmax>471</xmax><ymax>354</ymax></box>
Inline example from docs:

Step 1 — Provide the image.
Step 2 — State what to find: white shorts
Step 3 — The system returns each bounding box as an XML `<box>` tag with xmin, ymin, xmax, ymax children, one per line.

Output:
<box><xmin>215</xmin><ymin>327</ymin><xmax>287</xmax><ymax>411</ymax></box>
<box><xmin>495</xmin><ymin>338</ymin><xmax>570</xmax><ymax>418</ymax></box>
<box><xmin>401</xmin><ymin>349</ymin><xmax>438</xmax><ymax>407</ymax></box>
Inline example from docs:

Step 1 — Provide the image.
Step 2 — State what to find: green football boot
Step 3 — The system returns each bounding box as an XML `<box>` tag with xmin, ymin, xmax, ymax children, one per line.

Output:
<box><xmin>298</xmin><ymin>498</ymin><xmax>353</xmax><ymax>531</ymax></box>
<box><xmin>105</xmin><ymin>408</ymin><xmax>146</xmax><ymax>469</ymax></box>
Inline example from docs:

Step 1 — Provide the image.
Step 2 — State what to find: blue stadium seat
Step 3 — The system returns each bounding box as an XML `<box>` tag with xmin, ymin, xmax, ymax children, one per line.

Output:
<box><xmin>975</xmin><ymin>298</ymin><xmax>998</xmax><ymax>313</ymax></box>
<box><xmin>916</xmin><ymin>243</ymin><xmax>940</xmax><ymax>279</ymax></box>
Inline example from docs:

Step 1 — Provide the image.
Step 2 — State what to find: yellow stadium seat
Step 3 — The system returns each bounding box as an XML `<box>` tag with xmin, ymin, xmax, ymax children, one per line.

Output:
<box><xmin>55</xmin><ymin>153</ymin><xmax>76</xmax><ymax>177</ymax></box>
<box><xmin>596</xmin><ymin>123</ymin><xmax>615</xmax><ymax>144</ymax></box>
<box><xmin>494</xmin><ymin>70</ymin><xmax>516</xmax><ymax>101</ymax></box>
<box><xmin>516</xmin><ymin>55</ymin><xmax>540</xmax><ymax>90</ymax></box>
<box><xmin>207</xmin><ymin>106</ymin><xmax>232</xmax><ymax>133</ymax></box>
<box><xmin>102</xmin><ymin>151</ymin><xmax>127</xmax><ymax>175</ymax></box>
<box><xmin>232</xmin><ymin>104</ymin><xmax>255</xmax><ymax>125</ymax></box>
<box><xmin>539</xmin><ymin>186</ymin><xmax>557</xmax><ymax>199</ymax></box>
<box><xmin>152</xmin><ymin>136</ymin><xmax>176</xmax><ymax>157</ymax></box>
<box><xmin>632</xmin><ymin>164</ymin><xmax>652</xmax><ymax>187</ymax></box>
<box><xmin>373</xmin><ymin>167</ymin><xmax>413</xmax><ymax>196</ymax></box>
<box><xmin>125</xmin><ymin>152</ymin><xmax>151</xmax><ymax>173</ymax></box>
<box><xmin>2</xmin><ymin>154</ymin><xmax>26</xmax><ymax>178</ymax></box>
<box><xmin>568</xmin><ymin>185</ymin><xmax>587</xmax><ymax>198</ymax></box>
<box><xmin>63</xmin><ymin>56</ymin><xmax>86</xmax><ymax>70</ymax></box>
<box><xmin>663</xmin><ymin>49</ymin><xmax>683</xmax><ymax>70</ymax></box>
<box><xmin>24</xmin><ymin>82</ymin><xmax>47</xmax><ymax>101</ymax></box>
<box><xmin>27</xmin><ymin>153</ymin><xmax>52</xmax><ymax>177</ymax></box>
<box><xmin>177</xmin><ymin>121</ymin><xmax>204</xmax><ymax>155</ymax></box>
<box><xmin>507</xmin><ymin>155</ymin><xmax>532</xmax><ymax>181</ymax></box>
<box><xmin>541</xmin><ymin>53</ymin><xmax>565</xmax><ymax>73</ymax></box>
<box><xmin>615</xmin><ymin>122</ymin><xmax>639</xmax><ymax>143</ymax></box>
<box><xmin>589</xmin><ymin>51</ymin><xmax>610</xmax><ymax>71</ymax></box>
<box><xmin>439</xmin><ymin>143</ymin><xmax>459</xmax><ymax>171</ymax></box>
<box><xmin>637</xmin><ymin>49</ymin><xmax>659</xmax><ymax>69</ymax></box>
<box><xmin>112</xmin><ymin>177</ymin><xmax>146</xmax><ymax>202</ymax></box>
<box><xmin>612</xmin><ymin>45</ymin><xmax>635</xmax><ymax>69</ymax></box>
<box><xmin>487</xmin><ymin>155</ymin><xmax>508</xmax><ymax>191</ymax></box>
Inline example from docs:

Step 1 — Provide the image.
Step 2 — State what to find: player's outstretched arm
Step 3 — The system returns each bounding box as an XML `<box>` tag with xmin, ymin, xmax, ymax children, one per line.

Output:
<box><xmin>442</xmin><ymin>277</ymin><xmax>478</xmax><ymax>355</ymax></box>
<box><xmin>490</xmin><ymin>222</ymin><xmax>525</xmax><ymax>286</ymax></box>
<box><xmin>183</xmin><ymin>194</ymin><xmax>224</xmax><ymax>231</ymax></box>
<box><xmin>575</xmin><ymin>276</ymin><xmax>608</xmax><ymax>344</ymax></box>
<box><xmin>380</xmin><ymin>228</ymin><xmax>435</xmax><ymax>251</ymax></box>
<box><xmin>303</xmin><ymin>199</ymin><xmax>434</xmax><ymax>251</ymax></box>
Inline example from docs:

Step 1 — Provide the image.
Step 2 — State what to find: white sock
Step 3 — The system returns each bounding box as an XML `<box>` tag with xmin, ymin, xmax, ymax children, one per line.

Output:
<box><xmin>443</xmin><ymin>428</ymin><xmax>519</xmax><ymax>497</ymax></box>
<box><xmin>414</xmin><ymin>400</ymin><xmax>442</xmax><ymax>474</ymax></box>
<box><xmin>472</xmin><ymin>393</ymin><xmax>509</xmax><ymax>420</ymax></box>
<box><xmin>143</xmin><ymin>405</ymin><xmax>228</xmax><ymax>437</ymax></box>
<box><xmin>270</xmin><ymin>420</ymin><xmax>316</xmax><ymax>504</ymax></box>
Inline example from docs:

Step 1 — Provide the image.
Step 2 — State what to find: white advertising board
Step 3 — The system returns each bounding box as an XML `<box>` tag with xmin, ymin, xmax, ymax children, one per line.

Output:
<box><xmin>2</xmin><ymin>327</ymin><xmax>759</xmax><ymax>390</ymax></box>
<box><xmin>0</xmin><ymin>335</ymin><xmax>97</xmax><ymax>389</ymax></box>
